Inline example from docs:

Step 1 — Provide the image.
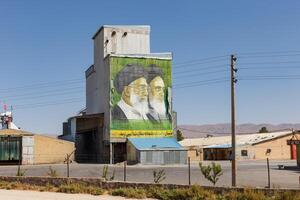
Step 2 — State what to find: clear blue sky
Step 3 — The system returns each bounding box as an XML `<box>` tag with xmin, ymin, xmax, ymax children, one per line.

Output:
<box><xmin>1</xmin><ymin>1</ymin><xmax>300</xmax><ymax>134</ymax></box>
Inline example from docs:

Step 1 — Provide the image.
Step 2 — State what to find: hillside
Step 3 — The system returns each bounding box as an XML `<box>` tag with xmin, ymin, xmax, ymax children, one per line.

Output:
<box><xmin>178</xmin><ymin>123</ymin><xmax>300</xmax><ymax>138</ymax></box>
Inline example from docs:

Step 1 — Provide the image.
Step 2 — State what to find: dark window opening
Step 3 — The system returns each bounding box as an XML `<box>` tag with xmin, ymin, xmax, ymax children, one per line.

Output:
<box><xmin>241</xmin><ymin>150</ymin><xmax>248</xmax><ymax>156</ymax></box>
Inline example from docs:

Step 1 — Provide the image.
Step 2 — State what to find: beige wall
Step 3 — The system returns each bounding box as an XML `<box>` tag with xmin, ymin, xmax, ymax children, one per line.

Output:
<box><xmin>34</xmin><ymin>135</ymin><xmax>75</xmax><ymax>164</ymax></box>
<box><xmin>249</xmin><ymin>134</ymin><xmax>298</xmax><ymax>160</ymax></box>
<box><xmin>187</xmin><ymin>147</ymin><xmax>203</xmax><ymax>162</ymax></box>
<box><xmin>127</xmin><ymin>141</ymin><xmax>137</xmax><ymax>163</ymax></box>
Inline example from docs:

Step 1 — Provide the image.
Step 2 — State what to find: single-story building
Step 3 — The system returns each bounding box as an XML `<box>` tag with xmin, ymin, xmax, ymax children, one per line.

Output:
<box><xmin>0</xmin><ymin>129</ymin><xmax>75</xmax><ymax>165</ymax></box>
<box><xmin>180</xmin><ymin>130</ymin><xmax>299</xmax><ymax>162</ymax></box>
<box><xmin>127</xmin><ymin>137</ymin><xmax>187</xmax><ymax>165</ymax></box>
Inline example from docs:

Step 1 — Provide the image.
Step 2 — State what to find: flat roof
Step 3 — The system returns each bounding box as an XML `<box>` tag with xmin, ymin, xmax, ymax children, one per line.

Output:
<box><xmin>0</xmin><ymin>129</ymin><xmax>34</xmax><ymax>136</ymax></box>
<box><xmin>107</xmin><ymin>53</ymin><xmax>172</xmax><ymax>60</ymax></box>
<box><xmin>92</xmin><ymin>25</ymin><xmax>150</xmax><ymax>39</ymax></box>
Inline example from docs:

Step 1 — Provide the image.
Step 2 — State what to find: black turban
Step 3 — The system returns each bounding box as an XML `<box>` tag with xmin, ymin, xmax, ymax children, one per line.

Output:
<box><xmin>147</xmin><ymin>64</ymin><xmax>163</xmax><ymax>83</ymax></box>
<box><xmin>114</xmin><ymin>64</ymin><xmax>147</xmax><ymax>93</ymax></box>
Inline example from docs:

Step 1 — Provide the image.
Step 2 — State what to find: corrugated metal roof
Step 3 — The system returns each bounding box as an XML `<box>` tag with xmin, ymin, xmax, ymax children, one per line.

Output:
<box><xmin>180</xmin><ymin>130</ymin><xmax>293</xmax><ymax>148</ymax></box>
<box><xmin>128</xmin><ymin>137</ymin><xmax>184</xmax><ymax>150</ymax></box>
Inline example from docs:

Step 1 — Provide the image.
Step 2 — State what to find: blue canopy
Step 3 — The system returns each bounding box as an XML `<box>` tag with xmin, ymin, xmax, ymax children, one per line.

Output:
<box><xmin>128</xmin><ymin>137</ymin><xmax>184</xmax><ymax>150</ymax></box>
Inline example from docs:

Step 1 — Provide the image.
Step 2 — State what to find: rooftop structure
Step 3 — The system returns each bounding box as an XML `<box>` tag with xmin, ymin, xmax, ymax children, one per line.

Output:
<box><xmin>180</xmin><ymin>130</ymin><xmax>293</xmax><ymax>148</ymax></box>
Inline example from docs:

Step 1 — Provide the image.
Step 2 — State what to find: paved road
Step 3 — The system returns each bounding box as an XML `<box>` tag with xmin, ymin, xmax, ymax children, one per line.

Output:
<box><xmin>0</xmin><ymin>160</ymin><xmax>299</xmax><ymax>188</ymax></box>
<box><xmin>0</xmin><ymin>189</ymin><xmax>153</xmax><ymax>200</ymax></box>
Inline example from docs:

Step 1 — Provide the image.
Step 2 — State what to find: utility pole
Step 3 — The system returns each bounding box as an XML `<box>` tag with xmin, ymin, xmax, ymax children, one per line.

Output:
<box><xmin>230</xmin><ymin>54</ymin><xmax>237</xmax><ymax>187</ymax></box>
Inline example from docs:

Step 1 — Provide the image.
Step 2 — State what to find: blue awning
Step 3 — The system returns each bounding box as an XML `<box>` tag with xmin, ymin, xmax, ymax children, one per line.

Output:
<box><xmin>128</xmin><ymin>137</ymin><xmax>184</xmax><ymax>150</ymax></box>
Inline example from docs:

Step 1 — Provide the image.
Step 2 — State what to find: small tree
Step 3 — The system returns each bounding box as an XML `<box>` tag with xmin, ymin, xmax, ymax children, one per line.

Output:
<box><xmin>176</xmin><ymin>130</ymin><xmax>184</xmax><ymax>141</ymax></box>
<box><xmin>102</xmin><ymin>165</ymin><xmax>115</xmax><ymax>181</ymax></box>
<box><xmin>199</xmin><ymin>162</ymin><xmax>223</xmax><ymax>186</ymax></box>
<box><xmin>259</xmin><ymin>127</ymin><xmax>269</xmax><ymax>133</ymax></box>
<box><xmin>47</xmin><ymin>166</ymin><xmax>59</xmax><ymax>177</ymax></box>
<box><xmin>153</xmin><ymin>169</ymin><xmax>166</xmax><ymax>184</ymax></box>
<box><xmin>16</xmin><ymin>165</ymin><xmax>26</xmax><ymax>176</ymax></box>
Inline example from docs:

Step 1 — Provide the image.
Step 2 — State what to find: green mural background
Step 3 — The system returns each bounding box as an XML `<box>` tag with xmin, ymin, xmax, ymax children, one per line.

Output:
<box><xmin>109</xmin><ymin>56</ymin><xmax>173</xmax><ymax>138</ymax></box>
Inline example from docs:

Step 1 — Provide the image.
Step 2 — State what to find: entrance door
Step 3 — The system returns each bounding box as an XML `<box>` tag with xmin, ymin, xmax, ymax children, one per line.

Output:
<box><xmin>291</xmin><ymin>144</ymin><xmax>297</xmax><ymax>160</ymax></box>
<box><xmin>0</xmin><ymin>136</ymin><xmax>22</xmax><ymax>165</ymax></box>
<box><xmin>113</xmin><ymin>143</ymin><xmax>127</xmax><ymax>164</ymax></box>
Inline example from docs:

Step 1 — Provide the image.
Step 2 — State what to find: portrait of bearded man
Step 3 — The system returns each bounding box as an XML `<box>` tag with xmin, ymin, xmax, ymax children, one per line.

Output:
<box><xmin>147</xmin><ymin>64</ymin><xmax>171</xmax><ymax>122</ymax></box>
<box><xmin>111</xmin><ymin>64</ymin><xmax>149</xmax><ymax>121</ymax></box>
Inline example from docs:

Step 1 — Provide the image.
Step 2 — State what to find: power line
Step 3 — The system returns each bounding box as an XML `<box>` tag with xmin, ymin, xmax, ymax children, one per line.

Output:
<box><xmin>173</xmin><ymin>64</ymin><xmax>228</xmax><ymax>74</ymax></box>
<box><xmin>173</xmin><ymin>58</ymin><xmax>228</xmax><ymax>69</ymax></box>
<box><xmin>173</xmin><ymin>55</ymin><xmax>229</xmax><ymax>66</ymax></box>
<box><xmin>239</xmin><ymin>66</ymin><xmax>300</xmax><ymax>70</ymax></box>
<box><xmin>0</xmin><ymin>78</ymin><xmax>84</xmax><ymax>92</ymax></box>
<box><xmin>174</xmin><ymin>77</ymin><xmax>229</xmax><ymax>87</ymax></box>
<box><xmin>238</xmin><ymin>75</ymin><xmax>300</xmax><ymax>79</ymax></box>
<box><xmin>174</xmin><ymin>80</ymin><xmax>229</xmax><ymax>89</ymax></box>
<box><xmin>3</xmin><ymin>90</ymin><xmax>84</xmax><ymax>102</ymax></box>
<box><xmin>0</xmin><ymin>86</ymin><xmax>84</xmax><ymax>99</ymax></box>
<box><xmin>13</xmin><ymin>97</ymin><xmax>84</xmax><ymax>109</ymax></box>
<box><xmin>237</xmin><ymin>50</ymin><xmax>300</xmax><ymax>56</ymax></box>
<box><xmin>238</xmin><ymin>61</ymin><xmax>300</xmax><ymax>65</ymax></box>
<box><xmin>239</xmin><ymin>53</ymin><xmax>300</xmax><ymax>59</ymax></box>
<box><xmin>173</xmin><ymin>69</ymin><xmax>228</xmax><ymax>79</ymax></box>
<box><xmin>239</xmin><ymin>77</ymin><xmax>300</xmax><ymax>81</ymax></box>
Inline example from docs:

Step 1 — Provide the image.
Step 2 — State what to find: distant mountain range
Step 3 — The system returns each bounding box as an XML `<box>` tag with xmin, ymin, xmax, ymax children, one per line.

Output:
<box><xmin>178</xmin><ymin>123</ymin><xmax>300</xmax><ymax>138</ymax></box>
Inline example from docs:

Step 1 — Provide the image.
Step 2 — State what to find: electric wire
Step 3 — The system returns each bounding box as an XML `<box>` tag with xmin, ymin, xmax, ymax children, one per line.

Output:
<box><xmin>173</xmin><ymin>77</ymin><xmax>229</xmax><ymax>87</ymax></box>
<box><xmin>173</xmin><ymin>55</ymin><xmax>229</xmax><ymax>66</ymax></box>
<box><xmin>174</xmin><ymin>80</ymin><xmax>229</xmax><ymax>89</ymax></box>
<box><xmin>238</xmin><ymin>53</ymin><xmax>300</xmax><ymax>59</ymax></box>
<box><xmin>13</xmin><ymin>97</ymin><xmax>84</xmax><ymax>109</ymax></box>
<box><xmin>173</xmin><ymin>64</ymin><xmax>228</xmax><ymax>74</ymax></box>
<box><xmin>3</xmin><ymin>89</ymin><xmax>84</xmax><ymax>102</ymax></box>
<box><xmin>237</xmin><ymin>61</ymin><xmax>300</xmax><ymax>65</ymax></box>
<box><xmin>0</xmin><ymin>78</ymin><xmax>84</xmax><ymax>92</ymax></box>
<box><xmin>0</xmin><ymin>86</ymin><xmax>84</xmax><ymax>99</ymax></box>
<box><xmin>237</xmin><ymin>50</ymin><xmax>300</xmax><ymax>56</ymax></box>
<box><xmin>173</xmin><ymin>69</ymin><xmax>228</xmax><ymax>79</ymax></box>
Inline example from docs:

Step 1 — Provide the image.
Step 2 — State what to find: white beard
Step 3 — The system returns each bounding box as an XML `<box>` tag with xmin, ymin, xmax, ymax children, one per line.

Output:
<box><xmin>149</xmin><ymin>98</ymin><xmax>166</xmax><ymax>117</ymax></box>
<box><xmin>130</xmin><ymin>92</ymin><xmax>149</xmax><ymax>117</ymax></box>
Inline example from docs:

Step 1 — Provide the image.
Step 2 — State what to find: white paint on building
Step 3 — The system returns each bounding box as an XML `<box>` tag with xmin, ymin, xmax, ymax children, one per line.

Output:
<box><xmin>22</xmin><ymin>136</ymin><xmax>34</xmax><ymax>165</ymax></box>
<box><xmin>86</xmin><ymin>25</ymin><xmax>151</xmax><ymax>142</ymax></box>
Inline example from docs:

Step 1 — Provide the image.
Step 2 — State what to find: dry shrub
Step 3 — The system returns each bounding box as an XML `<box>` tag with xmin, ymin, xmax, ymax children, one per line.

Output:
<box><xmin>111</xmin><ymin>187</ymin><xmax>147</xmax><ymax>199</ymax></box>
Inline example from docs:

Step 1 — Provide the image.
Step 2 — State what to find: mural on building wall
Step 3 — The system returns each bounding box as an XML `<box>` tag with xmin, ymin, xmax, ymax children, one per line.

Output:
<box><xmin>110</xmin><ymin>56</ymin><xmax>173</xmax><ymax>138</ymax></box>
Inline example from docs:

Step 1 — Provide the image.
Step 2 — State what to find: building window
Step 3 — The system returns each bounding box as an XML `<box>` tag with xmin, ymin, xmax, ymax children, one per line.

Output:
<box><xmin>241</xmin><ymin>150</ymin><xmax>248</xmax><ymax>156</ymax></box>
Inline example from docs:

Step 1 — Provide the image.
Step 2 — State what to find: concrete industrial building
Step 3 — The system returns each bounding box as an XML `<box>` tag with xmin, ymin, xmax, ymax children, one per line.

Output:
<box><xmin>180</xmin><ymin>130</ymin><xmax>299</xmax><ymax>162</ymax></box>
<box><xmin>62</xmin><ymin>25</ymin><xmax>187</xmax><ymax>164</ymax></box>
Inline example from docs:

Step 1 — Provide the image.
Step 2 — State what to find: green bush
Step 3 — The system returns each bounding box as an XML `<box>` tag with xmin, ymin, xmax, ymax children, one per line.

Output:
<box><xmin>111</xmin><ymin>187</ymin><xmax>147</xmax><ymax>199</ymax></box>
<box><xmin>224</xmin><ymin>189</ymin><xmax>267</xmax><ymax>200</ymax></box>
<box><xmin>129</xmin><ymin>185</ymin><xmax>215</xmax><ymax>200</ymax></box>
<box><xmin>199</xmin><ymin>162</ymin><xmax>223</xmax><ymax>186</ymax></box>
<box><xmin>58</xmin><ymin>183</ymin><xmax>103</xmax><ymax>195</ymax></box>
<box><xmin>274</xmin><ymin>191</ymin><xmax>300</xmax><ymax>200</ymax></box>
<box><xmin>153</xmin><ymin>169</ymin><xmax>166</xmax><ymax>184</ymax></box>
<box><xmin>47</xmin><ymin>166</ymin><xmax>59</xmax><ymax>177</ymax></box>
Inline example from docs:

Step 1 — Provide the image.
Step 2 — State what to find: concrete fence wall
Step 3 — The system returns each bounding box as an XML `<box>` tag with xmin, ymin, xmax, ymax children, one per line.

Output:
<box><xmin>0</xmin><ymin>176</ymin><xmax>299</xmax><ymax>194</ymax></box>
